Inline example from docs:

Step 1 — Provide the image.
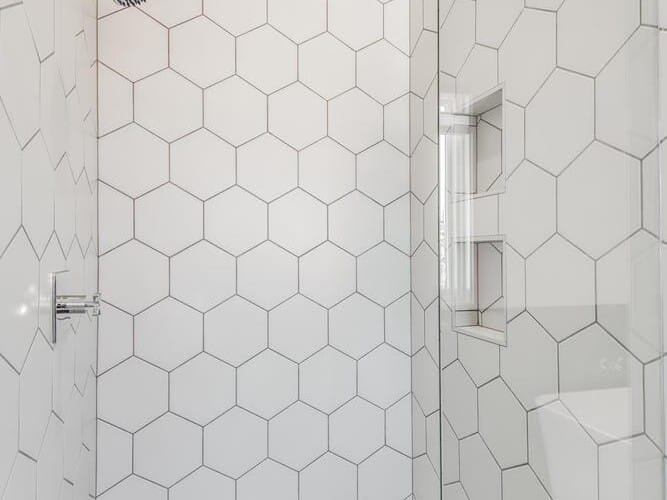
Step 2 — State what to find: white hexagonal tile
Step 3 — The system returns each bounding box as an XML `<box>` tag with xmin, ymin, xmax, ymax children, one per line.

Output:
<box><xmin>237</xmin><ymin>350</ymin><xmax>297</xmax><ymax>418</ymax></box>
<box><xmin>358</xmin><ymin>41</ymin><xmax>409</xmax><ymax>104</ymax></box>
<box><xmin>460</xmin><ymin>434</ymin><xmax>501</xmax><ymax>500</ymax></box>
<box><xmin>135</xmin><ymin>184</ymin><xmax>202</xmax><ymax>256</ymax></box>
<box><xmin>300</xmin><ymin>453</ymin><xmax>356</xmax><ymax>500</ymax></box>
<box><xmin>203</xmin><ymin>0</ymin><xmax>266</xmax><ymax>36</ymax></box>
<box><xmin>138</xmin><ymin>0</ymin><xmax>201</xmax><ymax>27</ymax></box>
<box><xmin>457</xmin><ymin>335</ymin><xmax>499</xmax><ymax>386</ymax></box>
<box><xmin>97</xmin><ymin>421</ymin><xmax>131</xmax><ymax>494</ymax></box>
<box><xmin>526</xmin><ymin>70</ymin><xmax>594</xmax><ymax>175</ymax></box>
<box><xmin>411</xmin><ymin>30</ymin><xmax>438</xmax><ymax>98</ymax></box>
<box><xmin>529</xmin><ymin>402</ymin><xmax>598</xmax><ymax>500</ymax></box>
<box><xmin>98</xmin><ymin>182</ymin><xmax>132</xmax><ymax>255</ymax></box>
<box><xmin>299</xmin><ymin>243</ymin><xmax>355</xmax><ymax>307</ymax></box>
<box><xmin>171</xmin><ymin>130</ymin><xmax>235</xmax><ymax>200</ymax></box>
<box><xmin>599</xmin><ymin>435</ymin><xmax>662</xmax><ymax>500</ymax></box>
<box><xmin>358</xmin><ymin>344</ymin><xmax>410</xmax><ymax>408</ymax></box>
<box><xmin>456</xmin><ymin>45</ymin><xmax>499</xmax><ymax>101</ymax></box>
<box><xmin>597</xmin><ymin>231</ymin><xmax>661</xmax><ymax>362</ymax></box>
<box><xmin>499</xmin><ymin>9</ymin><xmax>556</xmax><ymax>105</ymax></box>
<box><xmin>299</xmin><ymin>34</ymin><xmax>355</xmax><ymax>99</ymax></box>
<box><xmin>98</xmin><ymin>8</ymin><xmax>167</xmax><ymax>82</ymax></box>
<box><xmin>412</xmin><ymin>348</ymin><xmax>439</xmax><ymax>415</ymax></box>
<box><xmin>300</xmin><ymin>347</ymin><xmax>356</xmax><ymax>413</ymax></box>
<box><xmin>22</xmin><ymin>134</ymin><xmax>54</xmax><ymax>255</ymax></box>
<box><xmin>357</xmin><ymin>142</ymin><xmax>409</xmax><ymax>206</ymax></box>
<box><xmin>558</xmin><ymin>0</ymin><xmax>638</xmax><ymax>76</ymax></box>
<box><xmin>439</xmin><ymin>0</ymin><xmax>475</xmax><ymax>75</ymax></box>
<box><xmin>170</xmin><ymin>468</ymin><xmax>234</xmax><ymax>500</ymax></box>
<box><xmin>170</xmin><ymin>17</ymin><xmax>235</xmax><ymax>88</ymax></box>
<box><xmin>330</xmin><ymin>294</ymin><xmax>384</xmax><ymax>359</ymax></box>
<box><xmin>526</xmin><ymin>236</ymin><xmax>595</xmax><ymax>340</ymax></box>
<box><xmin>479</xmin><ymin>378</ymin><xmax>527</xmax><ymax>468</ymax></box>
<box><xmin>134</xmin><ymin>413</ymin><xmax>202</xmax><ymax>487</ymax></box>
<box><xmin>384</xmin><ymin>294</ymin><xmax>410</xmax><ymax>355</ymax></box>
<box><xmin>3</xmin><ymin>454</ymin><xmax>36</xmax><ymax>500</ymax></box>
<box><xmin>99</xmin><ymin>240</ymin><xmax>169</xmax><ymax>314</ymax></box>
<box><xmin>205</xmin><ymin>187</ymin><xmax>266</xmax><ymax>256</ymax></box>
<box><xmin>0</xmin><ymin>358</ymin><xmax>18</xmax><ymax>490</ymax></box>
<box><xmin>269</xmin><ymin>83</ymin><xmax>326</xmax><ymax>150</ymax></box>
<box><xmin>170</xmin><ymin>353</ymin><xmax>235</xmax><ymax>425</ymax></box>
<box><xmin>504</xmin><ymin>161</ymin><xmax>556</xmax><ymax>256</ymax></box>
<box><xmin>40</xmin><ymin>56</ymin><xmax>67</xmax><ymax>165</ymax></box>
<box><xmin>204</xmin><ymin>407</ymin><xmax>267</xmax><ymax>478</ymax></box>
<box><xmin>204</xmin><ymin>76</ymin><xmax>267</xmax><ymax>146</ymax></box>
<box><xmin>442</xmin><ymin>361</ymin><xmax>478</xmax><ymax>438</ymax></box>
<box><xmin>269</xmin><ymin>402</ymin><xmax>327</xmax><ymax>469</ymax></box>
<box><xmin>98</xmin><ymin>66</ymin><xmax>133</xmax><ymax>136</ymax></box>
<box><xmin>135</xmin><ymin>297</ymin><xmax>202</xmax><ymax>371</ymax></box>
<box><xmin>238</xmin><ymin>242</ymin><xmax>297</xmax><ymax>309</ymax></box>
<box><xmin>328</xmin><ymin>0</ymin><xmax>382</xmax><ymax>50</ymax></box>
<box><xmin>0</xmin><ymin>231</ymin><xmax>38</xmax><ymax>369</ymax></box>
<box><xmin>410</xmin><ymin>138</ymin><xmax>438</xmax><ymax>202</ymax></box>
<box><xmin>99</xmin><ymin>124</ymin><xmax>168</xmax><ymax>198</ymax></box>
<box><xmin>237</xmin><ymin>460</ymin><xmax>297</xmax><ymax>500</ymax></box>
<box><xmin>269</xmin><ymin>189</ymin><xmax>326</xmax><ymax>256</ymax></box>
<box><xmin>135</xmin><ymin>69</ymin><xmax>202</xmax><ymax>142</ymax></box>
<box><xmin>19</xmin><ymin>334</ymin><xmax>52</xmax><ymax>458</ymax></box>
<box><xmin>0</xmin><ymin>5</ymin><xmax>40</xmax><ymax>145</ymax></box>
<box><xmin>384</xmin><ymin>96</ymin><xmax>410</xmax><ymax>155</ymax></box>
<box><xmin>411</xmin><ymin>244</ymin><xmax>438</xmax><ymax>306</ymax></box>
<box><xmin>171</xmin><ymin>241</ymin><xmax>236</xmax><ymax>312</ymax></box>
<box><xmin>299</xmin><ymin>138</ymin><xmax>355</xmax><ymax>203</ymax></box>
<box><xmin>98</xmin><ymin>357</ymin><xmax>168</xmax><ymax>432</ymax></box>
<box><xmin>358</xmin><ymin>447</ymin><xmax>411</xmax><ymax>500</ymax></box>
<box><xmin>502</xmin><ymin>466</ymin><xmax>550</xmax><ymax>500</ymax></box>
<box><xmin>358</xmin><ymin>243</ymin><xmax>409</xmax><ymax>306</ymax></box>
<box><xmin>237</xmin><ymin>135</ymin><xmax>297</xmax><ymax>202</ymax></box>
<box><xmin>98</xmin><ymin>476</ymin><xmax>166</xmax><ymax>500</ymax></box>
<box><xmin>501</xmin><ymin>313</ymin><xmax>558</xmax><ymax>410</ymax></box>
<box><xmin>597</xmin><ymin>27</ymin><xmax>658</xmax><ymax>158</ymax></box>
<box><xmin>268</xmin><ymin>0</ymin><xmax>326</xmax><ymax>43</ymax></box>
<box><xmin>0</xmin><ymin>104</ymin><xmax>21</xmax><ymax>253</ymax></box>
<box><xmin>329</xmin><ymin>89</ymin><xmax>383</xmax><ymax>153</ymax></box>
<box><xmin>477</xmin><ymin>0</ymin><xmax>523</xmax><ymax>48</ymax></box>
<box><xmin>330</xmin><ymin>398</ymin><xmax>384</xmax><ymax>463</ymax></box>
<box><xmin>205</xmin><ymin>296</ymin><xmax>267</xmax><ymax>366</ymax></box>
<box><xmin>559</xmin><ymin>143</ymin><xmax>641</xmax><ymax>258</ymax></box>
<box><xmin>559</xmin><ymin>324</ymin><xmax>643</xmax><ymax>443</ymax></box>
<box><xmin>384</xmin><ymin>0</ymin><xmax>409</xmax><ymax>53</ymax></box>
<box><xmin>329</xmin><ymin>192</ymin><xmax>382</xmax><ymax>256</ymax></box>
<box><xmin>269</xmin><ymin>295</ymin><xmax>326</xmax><ymax>362</ymax></box>
<box><xmin>237</xmin><ymin>26</ymin><xmax>296</xmax><ymax>93</ymax></box>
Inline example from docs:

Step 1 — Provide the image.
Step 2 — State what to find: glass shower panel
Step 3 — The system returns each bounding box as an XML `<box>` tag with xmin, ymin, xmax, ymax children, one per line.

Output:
<box><xmin>438</xmin><ymin>1</ymin><xmax>664</xmax><ymax>500</ymax></box>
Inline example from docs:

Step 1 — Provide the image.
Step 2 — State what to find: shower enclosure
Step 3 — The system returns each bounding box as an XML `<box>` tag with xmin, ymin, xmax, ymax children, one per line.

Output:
<box><xmin>0</xmin><ymin>0</ymin><xmax>663</xmax><ymax>499</ymax></box>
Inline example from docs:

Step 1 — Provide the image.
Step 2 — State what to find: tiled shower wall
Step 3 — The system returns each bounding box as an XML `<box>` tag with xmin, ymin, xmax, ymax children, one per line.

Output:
<box><xmin>409</xmin><ymin>0</ymin><xmax>441</xmax><ymax>499</ymax></box>
<box><xmin>439</xmin><ymin>1</ymin><xmax>665</xmax><ymax>500</ymax></box>
<box><xmin>0</xmin><ymin>0</ymin><xmax>99</xmax><ymax>497</ymax></box>
<box><xmin>96</xmin><ymin>0</ymin><xmax>421</xmax><ymax>498</ymax></box>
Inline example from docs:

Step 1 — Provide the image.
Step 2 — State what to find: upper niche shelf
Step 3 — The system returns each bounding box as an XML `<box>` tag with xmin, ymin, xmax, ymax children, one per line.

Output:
<box><xmin>441</xmin><ymin>86</ymin><xmax>505</xmax><ymax>198</ymax></box>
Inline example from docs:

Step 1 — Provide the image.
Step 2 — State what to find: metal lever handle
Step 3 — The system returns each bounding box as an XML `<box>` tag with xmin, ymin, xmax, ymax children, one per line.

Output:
<box><xmin>56</xmin><ymin>293</ymin><xmax>101</xmax><ymax>316</ymax></box>
<box><xmin>50</xmin><ymin>271</ymin><xmax>101</xmax><ymax>344</ymax></box>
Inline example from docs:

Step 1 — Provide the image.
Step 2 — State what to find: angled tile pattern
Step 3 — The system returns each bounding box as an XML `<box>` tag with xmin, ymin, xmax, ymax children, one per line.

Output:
<box><xmin>0</xmin><ymin>0</ymin><xmax>98</xmax><ymax>498</ymax></box>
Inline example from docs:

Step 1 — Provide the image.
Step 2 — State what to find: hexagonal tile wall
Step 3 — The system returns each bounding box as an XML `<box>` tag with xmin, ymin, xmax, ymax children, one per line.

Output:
<box><xmin>439</xmin><ymin>2</ymin><xmax>664</xmax><ymax>499</ymax></box>
<box><xmin>0</xmin><ymin>1</ymin><xmax>99</xmax><ymax>497</ymax></box>
<box><xmin>96</xmin><ymin>0</ymin><xmax>430</xmax><ymax>498</ymax></box>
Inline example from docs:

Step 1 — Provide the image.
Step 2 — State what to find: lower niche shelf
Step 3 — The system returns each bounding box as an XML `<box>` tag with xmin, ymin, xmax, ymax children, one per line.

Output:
<box><xmin>452</xmin><ymin>238</ymin><xmax>507</xmax><ymax>346</ymax></box>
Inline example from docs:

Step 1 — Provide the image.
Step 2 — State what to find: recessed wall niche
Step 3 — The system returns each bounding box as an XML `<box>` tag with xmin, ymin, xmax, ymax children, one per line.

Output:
<box><xmin>442</xmin><ymin>86</ymin><xmax>507</xmax><ymax>345</ymax></box>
